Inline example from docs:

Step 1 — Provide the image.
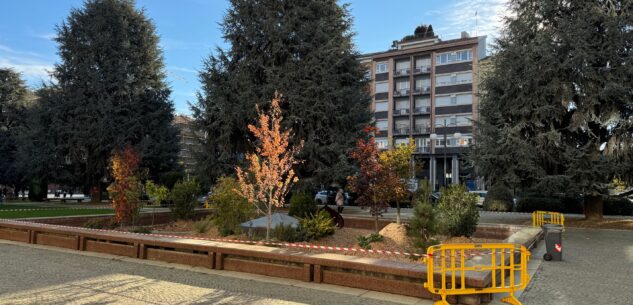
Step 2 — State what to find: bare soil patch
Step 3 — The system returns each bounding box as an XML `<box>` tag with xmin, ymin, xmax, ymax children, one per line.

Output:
<box><xmin>565</xmin><ymin>218</ymin><xmax>633</xmax><ymax>230</ymax></box>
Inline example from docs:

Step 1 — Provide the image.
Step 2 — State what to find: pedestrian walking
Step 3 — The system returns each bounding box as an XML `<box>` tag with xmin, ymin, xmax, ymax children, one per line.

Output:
<box><xmin>335</xmin><ymin>188</ymin><xmax>345</xmax><ymax>214</ymax></box>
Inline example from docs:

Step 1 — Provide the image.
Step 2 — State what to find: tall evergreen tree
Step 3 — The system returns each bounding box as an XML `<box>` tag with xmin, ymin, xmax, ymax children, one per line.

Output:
<box><xmin>192</xmin><ymin>0</ymin><xmax>371</xmax><ymax>189</ymax></box>
<box><xmin>53</xmin><ymin>0</ymin><xmax>178</xmax><ymax>201</ymax></box>
<box><xmin>0</xmin><ymin>68</ymin><xmax>29</xmax><ymax>193</ymax></box>
<box><xmin>470</xmin><ymin>0</ymin><xmax>633</xmax><ymax>219</ymax></box>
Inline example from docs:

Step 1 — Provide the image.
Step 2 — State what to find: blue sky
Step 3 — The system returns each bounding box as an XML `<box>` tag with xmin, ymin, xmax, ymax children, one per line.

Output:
<box><xmin>0</xmin><ymin>0</ymin><xmax>508</xmax><ymax>114</ymax></box>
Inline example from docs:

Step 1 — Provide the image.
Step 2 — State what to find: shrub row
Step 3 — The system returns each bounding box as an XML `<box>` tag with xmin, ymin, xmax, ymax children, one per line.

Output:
<box><xmin>516</xmin><ymin>196</ymin><xmax>633</xmax><ymax>216</ymax></box>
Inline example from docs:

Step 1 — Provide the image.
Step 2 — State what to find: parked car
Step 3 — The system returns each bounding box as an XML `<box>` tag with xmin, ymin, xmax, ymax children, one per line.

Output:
<box><xmin>314</xmin><ymin>190</ymin><xmax>356</xmax><ymax>206</ymax></box>
<box><xmin>469</xmin><ymin>190</ymin><xmax>487</xmax><ymax>208</ymax></box>
<box><xmin>197</xmin><ymin>191</ymin><xmax>213</xmax><ymax>206</ymax></box>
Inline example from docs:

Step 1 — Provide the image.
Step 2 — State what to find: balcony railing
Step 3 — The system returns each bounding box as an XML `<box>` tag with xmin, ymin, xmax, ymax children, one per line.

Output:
<box><xmin>414</xmin><ymin>106</ymin><xmax>431</xmax><ymax>114</ymax></box>
<box><xmin>415</xmin><ymin>146</ymin><xmax>430</xmax><ymax>153</ymax></box>
<box><xmin>394</xmin><ymin>108</ymin><xmax>410</xmax><ymax>115</ymax></box>
<box><xmin>394</xmin><ymin>68</ymin><xmax>410</xmax><ymax>76</ymax></box>
<box><xmin>413</xmin><ymin>86</ymin><xmax>431</xmax><ymax>95</ymax></box>
<box><xmin>393</xmin><ymin>89</ymin><xmax>410</xmax><ymax>97</ymax></box>
<box><xmin>414</xmin><ymin>125</ymin><xmax>431</xmax><ymax>134</ymax></box>
<box><xmin>393</xmin><ymin>127</ymin><xmax>410</xmax><ymax>135</ymax></box>
<box><xmin>435</xmin><ymin>79</ymin><xmax>472</xmax><ymax>87</ymax></box>
<box><xmin>414</xmin><ymin>66</ymin><xmax>431</xmax><ymax>74</ymax></box>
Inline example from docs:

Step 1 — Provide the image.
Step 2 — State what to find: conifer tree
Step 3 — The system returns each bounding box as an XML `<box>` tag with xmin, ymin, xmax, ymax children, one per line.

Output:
<box><xmin>192</xmin><ymin>0</ymin><xmax>371</xmax><ymax>189</ymax></box>
<box><xmin>471</xmin><ymin>0</ymin><xmax>633</xmax><ymax>219</ymax></box>
<box><xmin>0</xmin><ymin>68</ymin><xmax>28</xmax><ymax>192</ymax></box>
<box><xmin>53</xmin><ymin>0</ymin><xmax>178</xmax><ymax>201</ymax></box>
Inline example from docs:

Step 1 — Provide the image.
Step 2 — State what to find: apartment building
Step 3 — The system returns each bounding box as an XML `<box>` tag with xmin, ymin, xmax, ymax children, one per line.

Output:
<box><xmin>359</xmin><ymin>33</ymin><xmax>486</xmax><ymax>191</ymax></box>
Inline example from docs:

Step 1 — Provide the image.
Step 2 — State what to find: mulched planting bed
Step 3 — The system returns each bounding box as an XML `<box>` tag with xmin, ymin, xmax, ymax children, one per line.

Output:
<box><xmin>134</xmin><ymin>221</ymin><xmax>503</xmax><ymax>264</ymax></box>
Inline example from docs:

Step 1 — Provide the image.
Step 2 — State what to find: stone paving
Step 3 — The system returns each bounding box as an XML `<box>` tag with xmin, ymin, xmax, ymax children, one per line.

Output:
<box><xmin>519</xmin><ymin>227</ymin><xmax>633</xmax><ymax>305</ymax></box>
<box><xmin>0</xmin><ymin>242</ymin><xmax>411</xmax><ymax>305</ymax></box>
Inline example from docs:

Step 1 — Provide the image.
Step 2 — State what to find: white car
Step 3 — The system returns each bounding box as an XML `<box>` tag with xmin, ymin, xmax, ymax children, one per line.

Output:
<box><xmin>469</xmin><ymin>190</ymin><xmax>487</xmax><ymax>207</ymax></box>
<box><xmin>314</xmin><ymin>191</ymin><xmax>330</xmax><ymax>204</ymax></box>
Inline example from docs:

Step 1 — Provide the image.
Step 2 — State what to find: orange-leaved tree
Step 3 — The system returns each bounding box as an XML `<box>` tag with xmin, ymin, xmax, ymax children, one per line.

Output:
<box><xmin>107</xmin><ymin>146</ymin><xmax>142</xmax><ymax>225</ymax></box>
<box><xmin>348</xmin><ymin>126</ymin><xmax>392</xmax><ymax>232</ymax></box>
<box><xmin>379</xmin><ymin>138</ymin><xmax>415</xmax><ymax>224</ymax></box>
<box><xmin>236</xmin><ymin>93</ymin><xmax>303</xmax><ymax>240</ymax></box>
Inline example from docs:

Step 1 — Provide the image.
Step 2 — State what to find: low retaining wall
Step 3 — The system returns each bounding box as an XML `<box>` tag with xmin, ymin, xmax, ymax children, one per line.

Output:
<box><xmin>22</xmin><ymin>210</ymin><xmax>213</xmax><ymax>227</ymax></box>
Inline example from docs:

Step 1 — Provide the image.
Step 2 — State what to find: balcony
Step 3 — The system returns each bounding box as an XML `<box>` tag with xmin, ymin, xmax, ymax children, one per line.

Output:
<box><xmin>413</xmin><ymin>106</ymin><xmax>431</xmax><ymax>114</ymax></box>
<box><xmin>435</xmin><ymin>79</ymin><xmax>472</xmax><ymax>87</ymax></box>
<box><xmin>393</xmin><ymin>89</ymin><xmax>410</xmax><ymax>97</ymax></box>
<box><xmin>414</xmin><ymin>146</ymin><xmax>430</xmax><ymax>153</ymax></box>
<box><xmin>393</xmin><ymin>127</ymin><xmax>410</xmax><ymax>136</ymax></box>
<box><xmin>413</xmin><ymin>86</ymin><xmax>431</xmax><ymax>95</ymax></box>
<box><xmin>413</xmin><ymin>125</ymin><xmax>431</xmax><ymax>134</ymax></box>
<box><xmin>394</xmin><ymin>68</ymin><xmax>410</xmax><ymax>77</ymax></box>
<box><xmin>413</xmin><ymin>66</ymin><xmax>431</xmax><ymax>74</ymax></box>
<box><xmin>393</xmin><ymin>108</ymin><xmax>410</xmax><ymax>116</ymax></box>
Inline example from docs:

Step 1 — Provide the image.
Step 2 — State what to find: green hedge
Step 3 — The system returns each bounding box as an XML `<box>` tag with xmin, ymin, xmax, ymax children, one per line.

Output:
<box><xmin>517</xmin><ymin>196</ymin><xmax>632</xmax><ymax>215</ymax></box>
<box><xmin>604</xmin><ymin>197</ymin><xmax>633</xmax><ymax>216</ymax></box>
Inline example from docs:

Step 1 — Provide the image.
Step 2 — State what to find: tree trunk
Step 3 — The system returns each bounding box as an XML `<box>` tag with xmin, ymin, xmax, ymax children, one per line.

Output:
<box><xmin>396</xmin><ymin>200</ymin><xmax>401</xmax><ymax>225</ymax></box>
<box><xmin>374</xmin><ymin>214</ymin><xmax>378</xmax><ymax>233</ymax></box>
<box><xmin>266</xmin><ymin>204</ymin><xmax>272</xmax><ymax>240</ymax></box>
<box><xmin>584</xmin><ymin>195</ymin><xmax>603</xmax><ymax>220</ymax></box>
<box><xmin>91</xmin><ymin>185</ymin><xmax>101</xmax><ymax>204</ymax></box>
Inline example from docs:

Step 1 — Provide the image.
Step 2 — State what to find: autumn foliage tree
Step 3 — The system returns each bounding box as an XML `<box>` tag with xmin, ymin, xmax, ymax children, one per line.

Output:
<box><xmin>107</xmin><ymin>146</ymin><xmax>141</xmax><ymax>224</ymax></box>
<box><xmin>379</xmin><ymin>138</ymin><xmax>415</xmax><ymax>224</ymax></box>
<box><xmin>236</xmin><ymin>93</ymin><xmax>303</xmax><ymax>240</ymax></box>
<box><xmin>348</xmin><ymin>127</ymin><xmax>394</xmax><ymax>232</ymax></box>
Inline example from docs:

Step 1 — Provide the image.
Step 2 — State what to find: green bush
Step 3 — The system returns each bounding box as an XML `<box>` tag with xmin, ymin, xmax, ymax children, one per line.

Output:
<box><xmin>288</xmin><ymin>192</ymin><xmax>317</xmax><ymax>219</ymax></box>
<box><xmin>516</xmin><ymin>196</ymin><xmax>563</xmax><ymax>213</ymax></box>
<box><xmin>357</xmin><ymin>233</ymin><xmax>383</xmax><ymax>249</ymax></box>
<box><xmin>169</xmin><ymin>179</ymin><xmax>201</xmax><ymax>220</ymax></box>
<box><xmin>436</xmin><ymin>185</ymin><xmax>479</xmax><ymax>237</ymax></box>
<box><xmin>208</xmin><ymin>176</ymin><xmax>255</xmax><ymax>236</ymax></box>
<box><xmin>273</xmin><ymin>223</ymin><xmax>300</xmax><ymax>242</ymax></box>
<box><xmin>408</xmin><ymin>180</ymin><xmax>438</xmax><ymax>250</ymax></box>
<box><xmin>299</xmin><ymin>210</ymin><xmax>336</xmax><ymax>241</ymax></box>
<box><xmin>560</xmin><ymin>196</ymin><xmax>584</xmax><ymax>214</ymax></box>
<box><xmin>604</xmin><ymin>197</ymin><xmax>633</xmax><ymax>216</ymax></box>
<box><xmin>194</xmin><ymin>217</ymin><xmax>213</xmax><ymax>233</ymax></box>
<box><xmin>483</xmin><ymin>184</ymin><xmax>513</xmax><ymax>212</ymax></box>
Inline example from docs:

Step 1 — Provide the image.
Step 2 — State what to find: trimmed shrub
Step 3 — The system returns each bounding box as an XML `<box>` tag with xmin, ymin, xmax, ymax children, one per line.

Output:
<box><xmin>299</xmin><ymin>210</ymin><xmax>336</xmax><ymax>241</ymax></box>
<box><xmin>436</xmin><ymin>184</ymin><xmax>479</xmax><ymax>237</ymax></box>
<box><xmin>604</xmin><ymin>197</ymin><xmax>633</xmax><ymax>216</ymax></box>
<box><xmin>560</xmin><ymin>197</ymin><xmax>584</xmax><ymax>214</ymax></box>
<box><xmin>516</xmin><ymin>197</ymin><xmax>563</xmax><ymax>213</ymax></box>
<box><xmin>169</xmin><ymin>179</ymin><xmax>201</xmax><ymax>220</ymax></box>
<box><xmin>273</xmin><ymin>223</ymin><xmax>300</xmax><ymax>242</ymax></box>
<box><xmin>194</xmin><ymin>217</ymin><xmax>213</xmax><ymax>233</ymax></box>
<box><xmin>208</xmin><ymin>176</ymin><xmax>255</xmax><ymax>236</ymax></box>
<box><xmin>483</xmin><ymin>184</ymin><xmax>513</xmax><ymax>212</ymax></box>
<box><xmin>84</xmin><ymin>218</ymin><xmax>104</xmax><ymax>229</ymax></box>
<box><xmin>288</xmin><ymin>192</ymin><xmax>317</xmax><ymax>219</ymax></box>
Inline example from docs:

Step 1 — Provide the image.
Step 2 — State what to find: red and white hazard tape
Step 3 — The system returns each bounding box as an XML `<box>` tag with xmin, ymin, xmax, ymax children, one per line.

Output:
<box><xmin>0</xmin><ymin>219</ymin><xmax>517</xmax><ymax>259</ymax></box>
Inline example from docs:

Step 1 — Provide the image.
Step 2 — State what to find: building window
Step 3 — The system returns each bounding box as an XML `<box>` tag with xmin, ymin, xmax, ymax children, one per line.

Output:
<box><xmin>375</xmin><ymin>101</ymin><xmax>388</xmax><ymax>112</ymax></box>
<box><xmin>436</xmin><ymin>114</ymin><xmax>473</xmax><ymax>126</ymax></box>
<box><xmin>375</xmin><ymin>81</ymin><xmax>388</xmax><ymax>93</ymax></box>
<box><xmin>436</xmin><ymin>93</ymin><xmax>472</xmax><ymax>107</ymax></box>
<box><xmin>375</xmin><ymin>62</ymin><xmax>388</xmax><ymax>73</ymax></box>
<box><xmin>395</xmin><ymin>138</ymin><xmax>409</xmax><ymax>147</ymax></box>
<box><xmin>376</xmin><ymin>119</ymin><xmax>388</xmax><ymax>130</ymax></box>
<box><xmin>364</xmin><ymin>69</ymin><xmax>371</xmax><ymax>80</ymax></box>
<box><xmin>436</xmin><ymin>49</ymin><xmax>472</xmax><ymax>65</ymax></box>
<box><xmin>396</xmin><ymin>80</ymin><xmax>410</xmax><ymax>90</ymax></box>
<box><xmin>375</xmin><ymin>138</ymin><xmax>389</xmax><ymax>149</ymax></box>
<box><xmin>435</xmin><ymin>72</ymin><xmax>472</xmax><ymax>87</ymax></box>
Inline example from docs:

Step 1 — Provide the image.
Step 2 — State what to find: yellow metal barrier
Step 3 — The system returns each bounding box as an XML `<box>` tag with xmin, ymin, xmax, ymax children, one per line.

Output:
<box><xmin>424</xmin><ymin>243</ymin><xmax>531</xmax><ymax>305</ymax></box>
<box><xmin>532</xmin><ymin>210</ymin><xmax>565</xmax><ymax>227</ymax></box>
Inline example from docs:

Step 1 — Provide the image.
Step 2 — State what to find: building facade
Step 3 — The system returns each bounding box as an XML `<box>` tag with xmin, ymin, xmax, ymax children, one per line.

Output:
<box><xmin>172</xmin><ymin>115</ymin><xmax>200</xmax><ymax>175</ymax></box>
<box><xmin>360</xmin><ymin>34</ymin><xmax>486</xmax><ymax>191</ymax></box>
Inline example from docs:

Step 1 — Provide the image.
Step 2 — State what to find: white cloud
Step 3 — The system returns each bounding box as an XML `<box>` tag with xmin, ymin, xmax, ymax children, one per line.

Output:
<box><xmin>436</xmin><ymin>0</ymin><xmax>511</xmax><ymax>41</ymax></box>
<box><xmin>0</xmin><ymin>44</ymin><xmax>55</xmax><ymax>85</ymax></box>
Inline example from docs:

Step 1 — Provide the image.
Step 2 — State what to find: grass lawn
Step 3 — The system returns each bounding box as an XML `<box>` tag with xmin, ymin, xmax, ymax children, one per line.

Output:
<box><xmin>0</xmin><ymin>208</ymin><xmax>114</xmax><ymax>219</ymax></box>
<box><xmin>0</xmin><ymin>204</ymin><xmax>54</xmax><ymax>210</ymax></box>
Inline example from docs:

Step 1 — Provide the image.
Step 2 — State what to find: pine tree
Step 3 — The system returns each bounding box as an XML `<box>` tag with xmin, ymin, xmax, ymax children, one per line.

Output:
<box><xmin>0</xmin><ymin>68</ymin><xmax>29</xmax><ymax>193</ymax></box>
<box><xmin>53</xmin><ymin>0</ymin><xmax>178</xmax><ymax>201</ymax></box>
<box><xmin>192</xmin><ymin>0</ymin><xmax>371</xmax><ymax>189</ymax></box>
<box><xmin>471</xmin><ymin>0</ymin><xmax>633</xmax><ymax>220</ymax></box>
